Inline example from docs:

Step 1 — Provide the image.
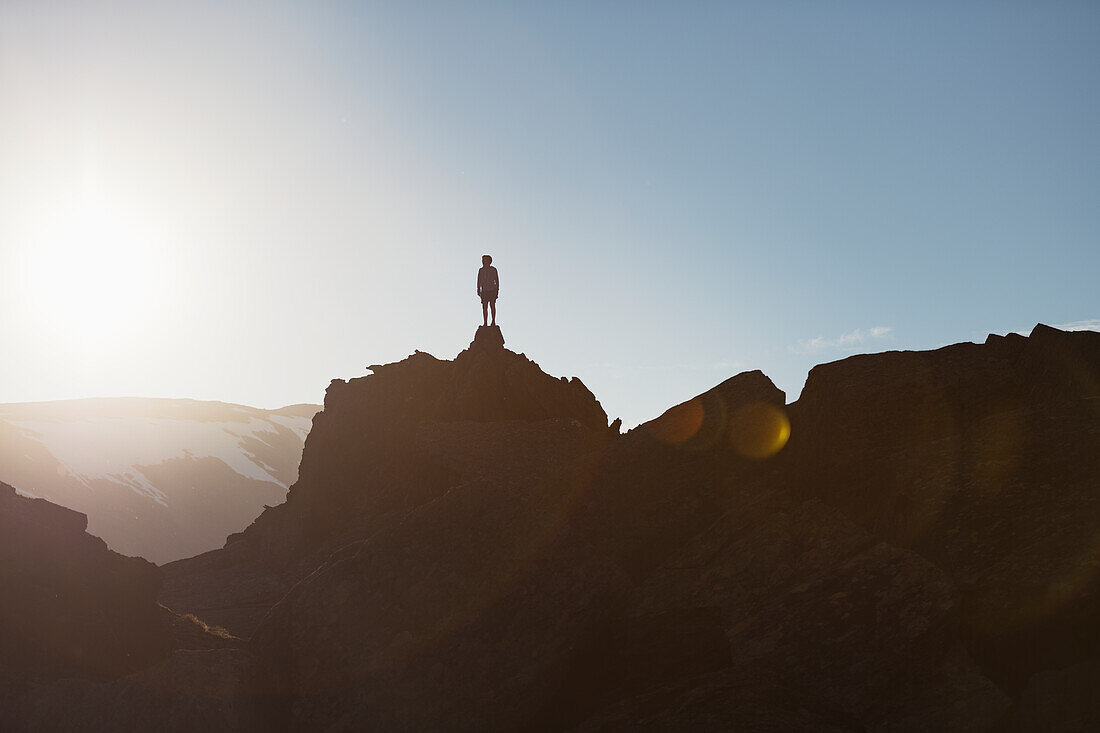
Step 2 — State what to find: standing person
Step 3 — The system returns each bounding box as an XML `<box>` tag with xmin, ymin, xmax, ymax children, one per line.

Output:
<box><xmin>477</xmin><ymin>254</ymin><xmax>499</xmax><ymax>327</ymax></box>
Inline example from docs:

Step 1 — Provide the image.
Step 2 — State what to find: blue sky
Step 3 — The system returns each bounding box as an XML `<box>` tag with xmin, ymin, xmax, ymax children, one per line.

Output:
<box><xmin>1</xmin><ymin>1</ymin><xmax>1097</xmax><ymax>426</ymax></box>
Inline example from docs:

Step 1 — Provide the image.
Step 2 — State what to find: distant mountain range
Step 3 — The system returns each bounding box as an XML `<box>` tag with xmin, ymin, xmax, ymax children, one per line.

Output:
<box><xmin>0</xmin><ymin>398</ymin><xmax>318</xmax><ymax>564</ymax></box>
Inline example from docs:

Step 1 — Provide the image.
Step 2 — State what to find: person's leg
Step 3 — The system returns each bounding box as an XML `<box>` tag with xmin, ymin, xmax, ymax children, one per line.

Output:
<box><xmin>490</xmin><ymin>299</ymin><xmax>496</xmax><ymax>326</ymax></box>
<box><xmin>482</xmin><ymin>300</ymin><xmax>489</xmax><ymax>326</ymax></box>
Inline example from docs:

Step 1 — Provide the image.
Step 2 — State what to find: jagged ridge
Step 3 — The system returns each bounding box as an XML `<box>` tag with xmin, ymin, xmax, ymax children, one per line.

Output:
<box><xmin>4</xmin><ymin>324</ymin><xmax>1099</xmax><ymax>732</ymax></box>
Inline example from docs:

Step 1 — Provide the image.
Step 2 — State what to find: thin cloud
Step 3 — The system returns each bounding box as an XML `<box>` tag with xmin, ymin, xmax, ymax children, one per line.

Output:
<box><xmin>1052</xmin><ymin>319</ymin><xmax>1100</xmax><ymax>332</ymax></box>
<box><xmin>584</xmin><ymin>361</ymin><xmax>745</xmax><ymax>373</ymax></box>
<box><xmin>790</xmin><ymin>326</ymin><xmax>894</xmax><ymax>355</ymax></box>
<box><xmin>984</xmin><ymin>319</ymin><xmax>1100</xmax><ymax>338</ymax></box>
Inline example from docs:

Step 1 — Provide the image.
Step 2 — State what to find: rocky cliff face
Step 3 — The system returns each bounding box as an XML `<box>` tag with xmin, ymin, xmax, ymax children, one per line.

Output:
<box><xmin>5</xmin><ymin>324</ymin><xmax>1099</xmax><ymax>732</ymax></box>
<box><xmin>161</xmin><ymin>325</ymin><xmax>610</xmax><ymax>636</ymax></box>
<box><xmin>0</xmin><ymin>480</ymin><xmax>173</xmax><ymax>723</ymax></box>
<box><xmin>784</xmin><ymin>324</ymin><xmax>1100</xmax><ymax>696</ymax></box>
<box><xmin>0</xmin><ymin>479</ymin><xmax>262</xmax><ymax>732</ymax></box>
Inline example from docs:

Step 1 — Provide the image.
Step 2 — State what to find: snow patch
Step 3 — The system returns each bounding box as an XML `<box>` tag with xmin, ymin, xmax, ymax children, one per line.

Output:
<box><xmin>8</xmin><ymin>414</ymin><xmax>314</xmax><ymax>504</ymax></box>
<box><xmin>269</xmin><ymin>413</ymin><xmax>314</xmax><ymax>441</ymax></box>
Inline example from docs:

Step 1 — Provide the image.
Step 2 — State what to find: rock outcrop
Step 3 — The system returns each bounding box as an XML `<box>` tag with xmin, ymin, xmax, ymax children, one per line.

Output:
<box><xmin>0</xmin><ymin>480</ymin><xmax>263</xmax><ymax>732</ymax></box>
<box><xmin>0</xmin><ymin>482</ymin><xmax>171</xmax><ymax>693</ymax></box>
<box><xmin>161</xmin><ymin>326</ymin><xmax>609</xmax><ymax>637</ymax></box>
<box><xmin>0</xmin><ymin>482</ymin><xmax>180</xmax><ymax>732</ymax></box>
<box><xmin>784</xmin><ymin>324</ymin><xmax>1100</xmax><ymax>696</ymax></box>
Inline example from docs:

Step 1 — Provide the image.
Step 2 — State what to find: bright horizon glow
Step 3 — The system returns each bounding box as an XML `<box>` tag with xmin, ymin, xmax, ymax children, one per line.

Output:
<box><xmin>1</xmin><ymin>2</ymin><xmax>1098</xmax><ymax>427</ymax></box>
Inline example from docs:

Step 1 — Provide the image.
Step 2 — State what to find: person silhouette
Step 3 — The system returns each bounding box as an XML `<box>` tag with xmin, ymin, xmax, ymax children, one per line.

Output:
<box><xmin>477</xmin><ymin>254</ymin><xmax>499</xmax><ymax>327</ymax></box>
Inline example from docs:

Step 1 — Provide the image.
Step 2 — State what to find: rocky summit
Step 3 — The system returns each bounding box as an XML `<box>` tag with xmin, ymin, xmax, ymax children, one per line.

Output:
<box><xmin>2</xmin><ymin>324</ymin><xmax>1099</xmax><ymax>732</ymax></box>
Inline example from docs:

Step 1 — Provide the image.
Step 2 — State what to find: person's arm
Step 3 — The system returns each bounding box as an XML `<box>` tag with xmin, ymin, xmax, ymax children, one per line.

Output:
<box><xmin>476</xmin><ymin>269</ymin><xmax>482</xmax><ymax>296</ymax></box>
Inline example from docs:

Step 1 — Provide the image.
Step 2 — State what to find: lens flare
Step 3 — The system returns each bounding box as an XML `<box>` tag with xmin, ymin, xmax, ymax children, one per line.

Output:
<box><xmin>646</xmin><ymin>398</ymin><xmax>705</xmax><ymax>445</ymax></box>
<box><xmin>729</xmin><ymin>402</ymin><xmax>790</xmax><ymax>459</ymax></box>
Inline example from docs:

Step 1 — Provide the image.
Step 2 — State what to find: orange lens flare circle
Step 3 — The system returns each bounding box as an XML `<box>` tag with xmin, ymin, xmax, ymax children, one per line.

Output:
<box><xmin>647</xmin><ymin>398</ymin><xmax>705</xmax><ymax>445</ymax></box>
<box><xmin>729</xmin><ymin>402</ymin><xmax>791</xmax><ymax>459</ymax></box>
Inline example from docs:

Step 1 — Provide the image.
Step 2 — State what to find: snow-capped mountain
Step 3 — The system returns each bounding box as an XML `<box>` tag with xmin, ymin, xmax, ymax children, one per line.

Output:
<box><xmin>0</xmin><ymin>398</ymin><xmax>319</xmax><ymax>564</ymax></box>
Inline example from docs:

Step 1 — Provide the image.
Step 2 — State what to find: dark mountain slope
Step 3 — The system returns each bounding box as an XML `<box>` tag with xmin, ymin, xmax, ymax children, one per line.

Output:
<box><xmin>0</xmin><ymin>480</ymin><xmax>261</xmax><ymax>732</ymax></box>
<box><xmin>784</xmin><ymin>324</ymin><xmax>1100</xmax><ymax>695</ymax></box>
<box><xmin>0</xmin><ymin>481</ymin><xmax>171</xmax><ymax>693</ymax></box>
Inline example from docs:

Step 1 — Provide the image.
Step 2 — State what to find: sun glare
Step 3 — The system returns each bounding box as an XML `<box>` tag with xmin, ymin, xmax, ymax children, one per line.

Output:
<box><xmin>20</xmin><ymin>198</ymin><xmax>165</xmax><ymax>353</ymax></box>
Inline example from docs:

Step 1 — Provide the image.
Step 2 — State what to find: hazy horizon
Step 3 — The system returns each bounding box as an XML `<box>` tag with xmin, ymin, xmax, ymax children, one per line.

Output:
<box><xmin>2</xmin><ymin>1</ymin><xmax>1097</xmax><ymax>427</ymax></box>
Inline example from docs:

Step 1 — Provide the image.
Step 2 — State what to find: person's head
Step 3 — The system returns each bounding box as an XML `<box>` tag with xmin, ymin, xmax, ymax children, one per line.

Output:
<box><xmin>482</xmin><ymin>254</ymin><xmax>493</xmax><ymax>266</ymax></box>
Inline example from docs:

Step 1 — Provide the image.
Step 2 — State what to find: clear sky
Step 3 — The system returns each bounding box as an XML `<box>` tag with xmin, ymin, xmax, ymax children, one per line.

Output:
<box><xmin>1</xmin><ymin>1</ymin><xmax>1097</xmax><ymax>427</ymax></box>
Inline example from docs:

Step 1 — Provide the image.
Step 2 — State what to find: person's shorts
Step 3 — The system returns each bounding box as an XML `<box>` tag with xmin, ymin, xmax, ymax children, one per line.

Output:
<box><xmin>480</xmin><ymin>291</ymin><xmax>498</xmax><ymax>304</ymax></box>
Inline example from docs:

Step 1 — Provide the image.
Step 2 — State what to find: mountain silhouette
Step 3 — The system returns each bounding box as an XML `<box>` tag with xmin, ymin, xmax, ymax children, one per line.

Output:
<box><xmin>0</xmin><ymin>398</ymin><xmax>318</xmax><ymax>563</ymax></box>
<box><xmin>0</xmin><ymin>482</ymin><xmax>171</xmax><ymax>693</ymax></box>
<box><xmin>2</xmin><ymin>324</ymin><xmax>1098</xmax><ymax>732</ymax></box>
